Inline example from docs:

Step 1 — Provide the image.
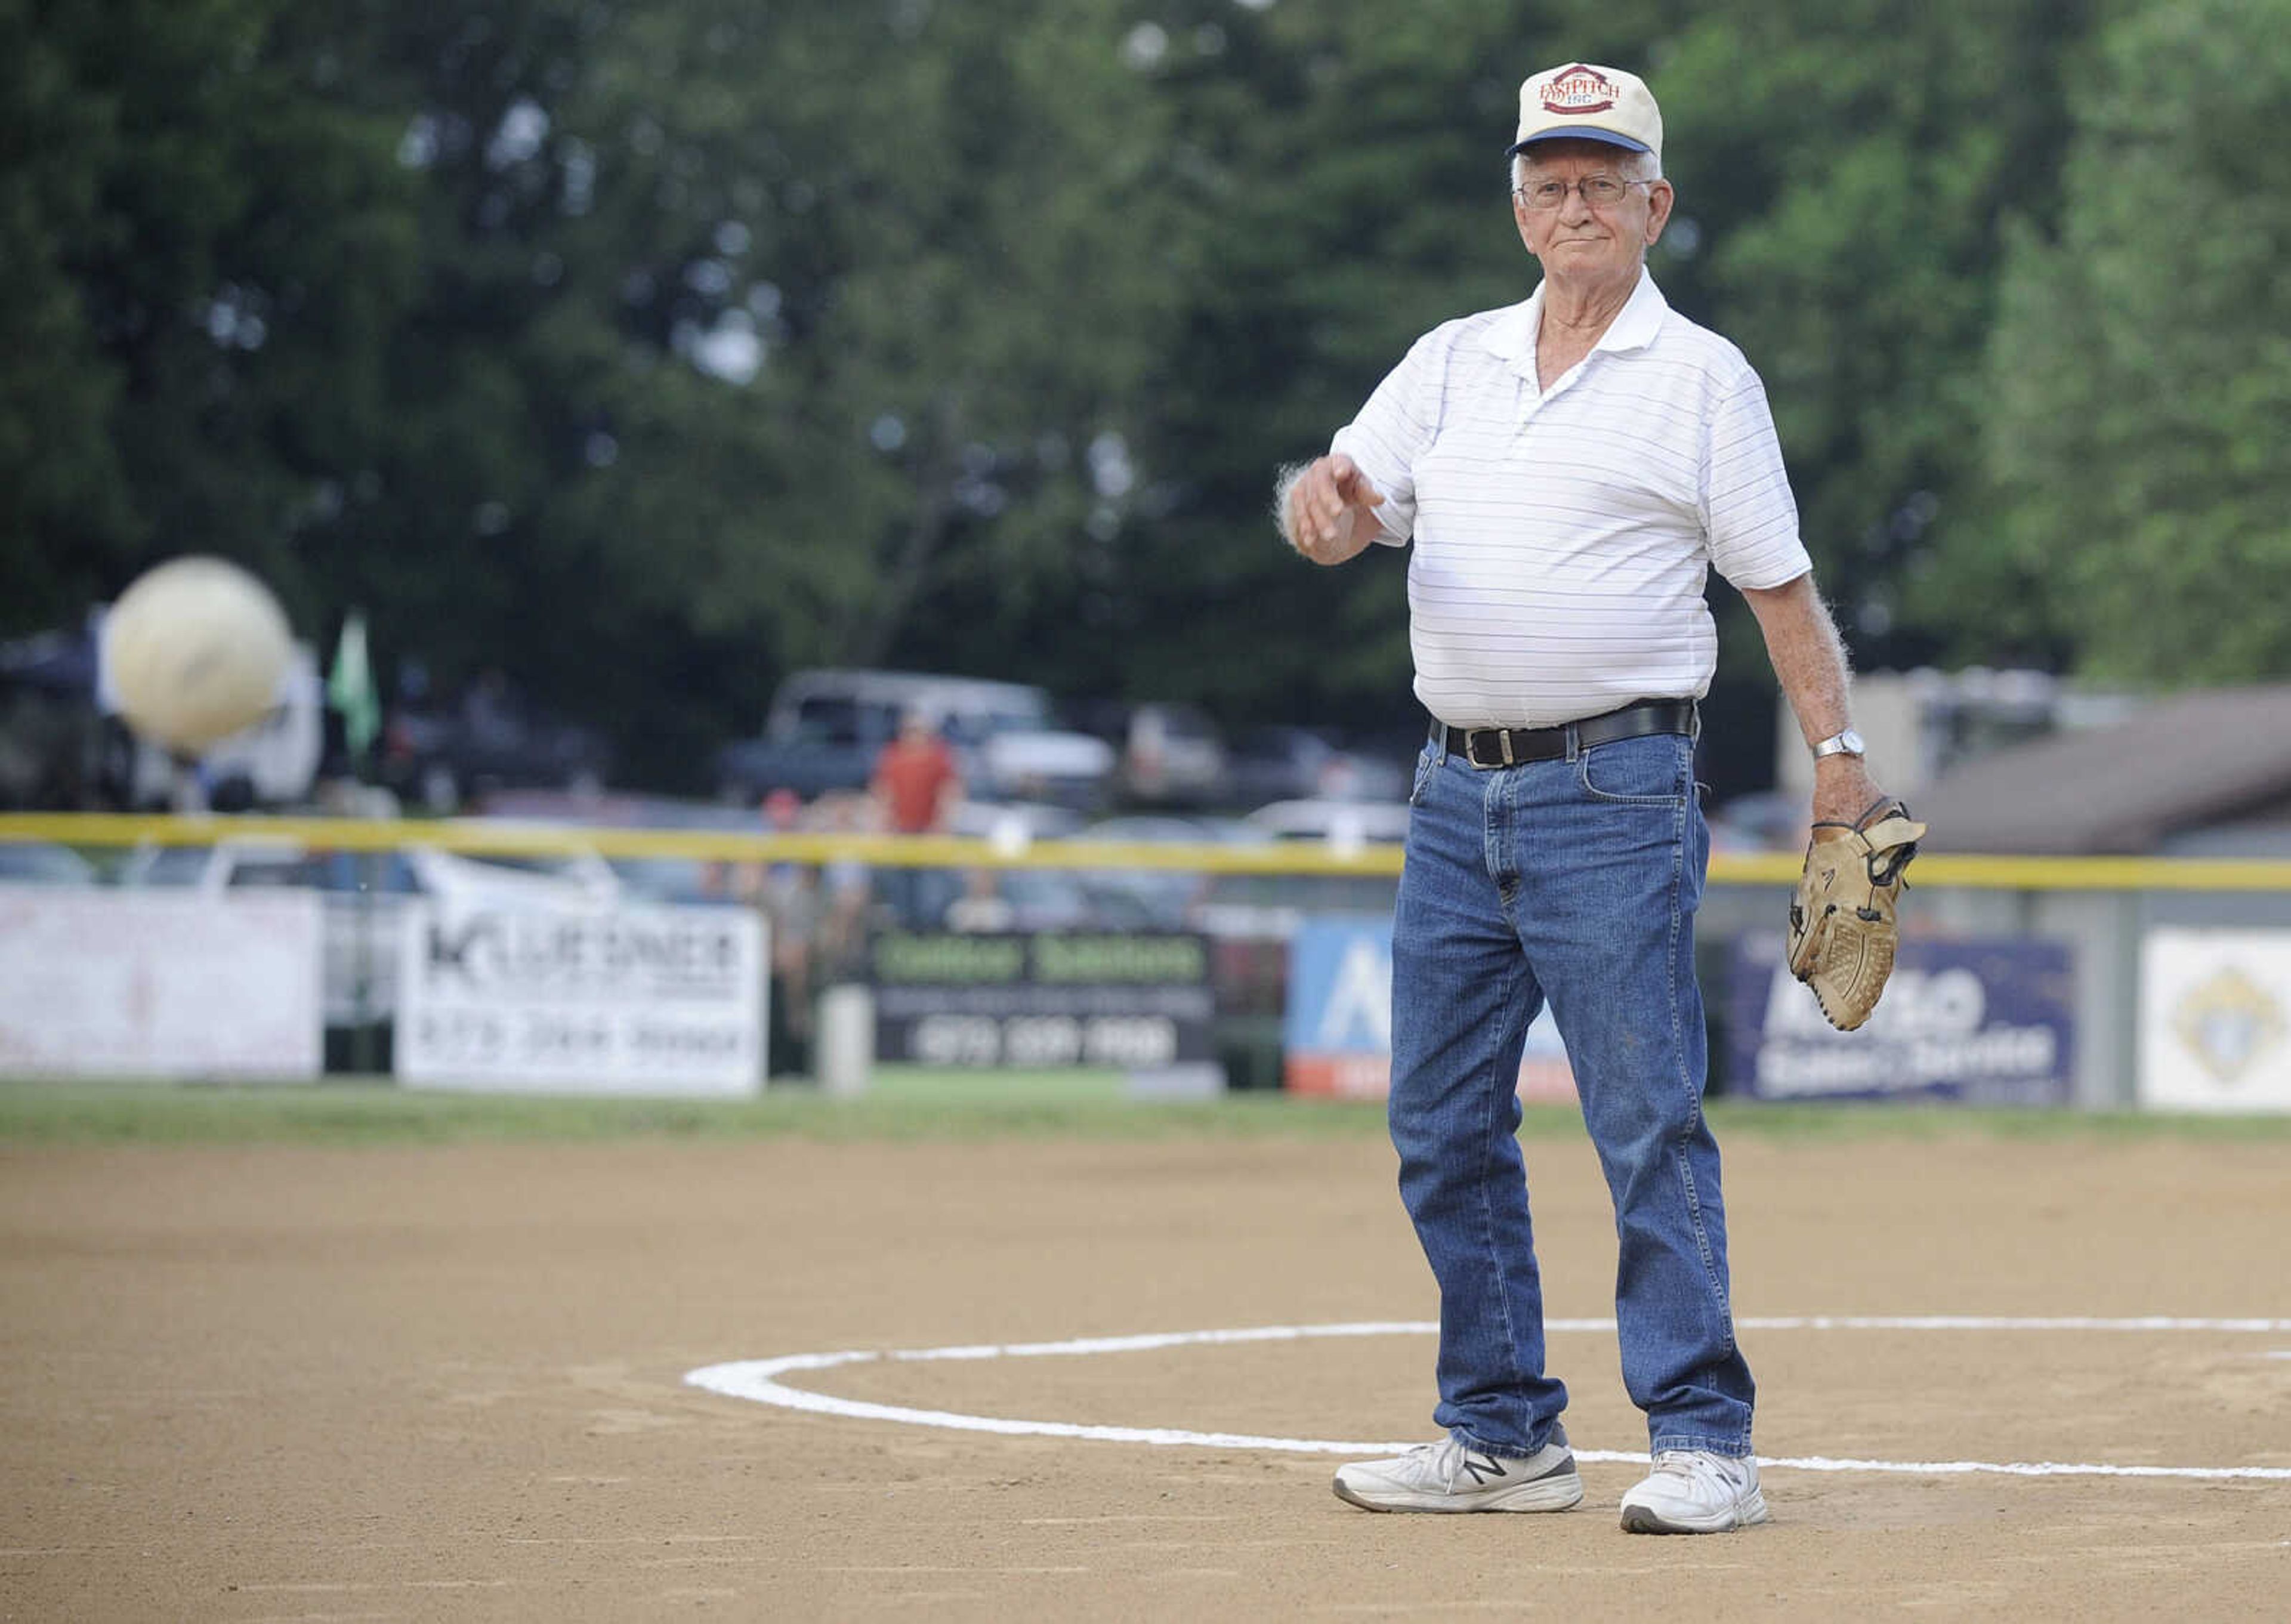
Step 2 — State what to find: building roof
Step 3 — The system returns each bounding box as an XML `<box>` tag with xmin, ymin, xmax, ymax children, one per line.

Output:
<box><xmin>1913</xmin><ymin>685</ymin><xmax>2291</xmax><ymax>855</ymax></box>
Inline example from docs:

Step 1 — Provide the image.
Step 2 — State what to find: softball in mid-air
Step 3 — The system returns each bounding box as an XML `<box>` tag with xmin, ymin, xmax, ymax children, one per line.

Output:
<box><xmin>102</xmin><ymin>555</ymin><xmax>295</xmax><ymax>754</ymax></box>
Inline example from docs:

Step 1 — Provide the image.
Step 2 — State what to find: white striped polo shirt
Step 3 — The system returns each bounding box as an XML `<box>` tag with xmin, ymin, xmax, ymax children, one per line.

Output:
<box><xmin>1330</xmin><ymin>268</ymin><xmax>1811</xmax><ymax>730</ymax></box>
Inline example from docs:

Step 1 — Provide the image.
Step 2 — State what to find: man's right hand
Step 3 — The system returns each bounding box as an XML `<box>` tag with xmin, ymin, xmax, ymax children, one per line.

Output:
<box><xmin>1285</xmin><ymin>453</ymin><xmax>1386</xmax><ymax>565</ymax></box>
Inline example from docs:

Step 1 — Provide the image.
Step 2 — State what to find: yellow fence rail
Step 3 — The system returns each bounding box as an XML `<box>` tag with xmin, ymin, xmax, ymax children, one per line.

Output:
<box><xmin>8</xmin><ymin>811</ymin><xmax>2291</xmax><ymax>893</ymax></box>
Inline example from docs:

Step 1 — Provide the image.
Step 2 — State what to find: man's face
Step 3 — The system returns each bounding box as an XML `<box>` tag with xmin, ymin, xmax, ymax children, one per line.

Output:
<box><xmin>1513</xmin><ymin>140</ymin><xmax>1673</xmax><ymax>283</ymax></box>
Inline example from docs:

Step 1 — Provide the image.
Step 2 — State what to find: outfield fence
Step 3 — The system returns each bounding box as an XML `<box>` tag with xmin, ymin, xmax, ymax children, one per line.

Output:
<box><xmin>5</xmin><ymin>813</ymin><xmax>2291</xmax><ymax>1112</ymax></box>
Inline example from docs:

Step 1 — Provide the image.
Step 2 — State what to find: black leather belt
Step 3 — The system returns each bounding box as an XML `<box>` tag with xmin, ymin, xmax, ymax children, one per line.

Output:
<box><xmin>1443</xmin><ymin>699</ymin><xmax>1697</xmax><ymax>769</ymax></box>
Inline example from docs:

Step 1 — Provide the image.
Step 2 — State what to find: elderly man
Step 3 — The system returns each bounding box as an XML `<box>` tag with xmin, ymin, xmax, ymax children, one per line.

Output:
<box><xmin>1278</xmin><ymin>62</ymin><xmax>1889</xmax><ymax>1534</ymax></box>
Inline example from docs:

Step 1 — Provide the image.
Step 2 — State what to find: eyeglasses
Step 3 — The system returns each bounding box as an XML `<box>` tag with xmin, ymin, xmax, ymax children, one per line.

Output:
<box><xmin>1512</xmin><ymin>175</ymin><xmax>1653</xmax><ymax>212</ymax></box>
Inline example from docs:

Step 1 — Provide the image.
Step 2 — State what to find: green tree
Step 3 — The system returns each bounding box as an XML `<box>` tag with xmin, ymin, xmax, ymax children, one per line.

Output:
<box><xmin>1955</xmin><ymin>0</ymin><xmax>2291</xmax><ymax>681</ymax></box>
<box><xmin>7</xmin><ymin>1</ymin><xmax>1199</xmax><ymax>786</ymax></box>
<box><xmin>295</xmin><ymin>1</ymin><xmax>1196</xmax><ymax>782</ymax></box>
<box><xmin>0</xmin><ymin>0</ymin><xmax>132</xmax><ymax>618</ymax></box>
<box><xmin>0</xmin><ymin>0</ymin><xmax>415</xmax><ymax>633</ymax></box>
<box><xmin>9</xmin><ymin>0</ymin><xmax>2161</xmax><ymax>792</ymax></box>
<box><xmin>1651</xmin><ymin>0</ymin><xmax>2097</xmax><ymax>675</ymax></box>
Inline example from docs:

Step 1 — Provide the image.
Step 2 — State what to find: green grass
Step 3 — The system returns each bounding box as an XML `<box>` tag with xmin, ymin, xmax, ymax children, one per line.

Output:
<box><xmin>0</xmin><ymin>1072</ymin><xmax>1379</xmax><ymax>1146</ymax></box>
<box><xmin>4</xmin><ymin>1073</ymin><xmax>2291</xmax><ymax>1148</ymax></box>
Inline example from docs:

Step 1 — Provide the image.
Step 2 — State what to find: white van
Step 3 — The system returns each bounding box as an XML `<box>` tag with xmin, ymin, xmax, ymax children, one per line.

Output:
<box><xmin>106</xmin><ymin>638</ymin><xmax>325</xmax><ymax>810</ymax></box>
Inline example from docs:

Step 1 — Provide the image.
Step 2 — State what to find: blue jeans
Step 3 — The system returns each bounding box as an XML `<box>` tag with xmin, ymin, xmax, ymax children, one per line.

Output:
<box><xmin>1389</xmin><ymin>726</ymin><xmax>1754</xmax><ymax>1459</ymax></box>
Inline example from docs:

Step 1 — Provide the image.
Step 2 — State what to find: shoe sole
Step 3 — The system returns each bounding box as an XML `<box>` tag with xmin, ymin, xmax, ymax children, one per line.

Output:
<box><xmin>1618</xmin><ymin>1487</ymin><xmax>1771</xmax><ymax>1535</ymax></box>
<box><xmin>1332</xmin><ymin>1464</ymin><xmax>1585</xmax><ymax>1514</ymax></box>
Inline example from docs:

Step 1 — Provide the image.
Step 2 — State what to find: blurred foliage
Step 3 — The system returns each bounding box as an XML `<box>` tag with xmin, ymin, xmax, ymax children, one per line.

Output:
<box><xmin>0</xmin><ymin>0</ymin><xmax>415</xmax><ymax>628</ymax></box>
<box><xmin>1648</xmin><ymin>0</ymin><xmax>2104</xmax><ymax>677</ymax></box>
<box><xmin>1965</xmin><ymin>0</ymin><xmax>2291</xmax><ymax>681</ymax></box>
<box><xmin>0</xmin><ymin>0</ymin><xmax>2273</xmax><ymax>789</ymax></box>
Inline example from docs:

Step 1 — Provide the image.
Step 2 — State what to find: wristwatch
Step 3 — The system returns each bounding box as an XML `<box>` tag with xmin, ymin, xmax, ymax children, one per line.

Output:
<box><xmin>1811</xmin><ymin>728</ymin><xmax>1867</xmax><ymax>761</ymax></box>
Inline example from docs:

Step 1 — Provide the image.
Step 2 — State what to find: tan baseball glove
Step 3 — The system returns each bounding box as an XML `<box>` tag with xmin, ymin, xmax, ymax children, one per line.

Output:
<box><xmin>1786</xmin><ymin>796</ymin><xmax>1928</xmax><ymax>1031</ymax></box>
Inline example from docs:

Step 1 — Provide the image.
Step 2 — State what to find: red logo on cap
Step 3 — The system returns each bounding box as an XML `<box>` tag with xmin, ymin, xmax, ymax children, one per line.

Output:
<box><xmin>1541</xmin><ymin>64</ymin><xmax>1617</xmax><ymax>116</ymax></box>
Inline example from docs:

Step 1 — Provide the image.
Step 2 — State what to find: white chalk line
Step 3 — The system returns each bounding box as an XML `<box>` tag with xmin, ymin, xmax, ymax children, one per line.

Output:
<box><xmin>683</xmin><ymin>1318</ymin><xmax>2291</xmax><ymax>1483</ymax></box>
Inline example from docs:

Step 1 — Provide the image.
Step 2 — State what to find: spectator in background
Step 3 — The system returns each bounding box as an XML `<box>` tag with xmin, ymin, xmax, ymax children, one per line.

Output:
<box><xmin>810</xmin><ymin>790</ymin><xmax>879</xmax><ymax>980</ymax></box>
<box><xmin>750</xmin><ymin>788</ymin><xmax>820</xmax><ymax>1075</ymax></box>
<box><xmin>869</xmin><ymin>711</ymin><xmax>963</xmax><ymax>931</ymax></box>
<box><xmin>870</xmin><ymin>709</ymin><xmax>962</xmax><ymax>835</ymax></box>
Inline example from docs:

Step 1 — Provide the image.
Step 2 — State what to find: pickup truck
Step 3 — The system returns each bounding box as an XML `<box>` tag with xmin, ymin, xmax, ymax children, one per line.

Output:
<box><xmin>714</xmin><ymin>668</ymin><xmax>1114</xmax><ymax>810</ymax></box>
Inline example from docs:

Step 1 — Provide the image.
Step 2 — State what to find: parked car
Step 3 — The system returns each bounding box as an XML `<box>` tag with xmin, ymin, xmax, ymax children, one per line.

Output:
<box><xmin>0</xmin><ymin>626</ymin><xmax>108</xmax><ymax>810</ymax></box>
<box><xmin>381</xmin><ymin>672</ymin><xmax>613</xmax><ymax>814</ymax></box>
<box><xmin>116</xmin><ymin>835</ymin><xmax>616</xmax><ymax>1030</ymax></box>
<box><xmin>1075</xmin><ymin>813</ymin><xmax>1265</xmax><ymax>847</ymax></box>
<box><xmin>946</xmin><ymin>798</ymin><xmax>1088</xmax><ymax>844</ymax></box>
<box><xmin>1106</xmin><ymin>702</ymin><xmax>1230</xmax><ymax>807</ymax></box>
<box><xmin>2</xmin><ymin>617</ymin><xmax>323</xmax><ymax>811</ymax></box>
<box><xmin>1707</xmin><ymin>789</ymin><xmax>1811</xmax><ymax>853</ymax></box>
<box><xmin>923</xmin><ymin>865</ymin><xmax>1162</xmax><ymax>934</ymax></box>
<box><xmin>0</xmin><ymin>840</ymin><xmax>100</xmax><ymax>885</ymax></box>
<box><xmin>978</xmin><ymin>726</ymin><xmax>1117</xmax><ymax>810</ymax></box>
<box><xmin>1222</xmin><ymin>725</ymin><xmax>1410</xmax><ymax>809</ymax></box>
<box><xmin>1070</xmin><ymin>813</ymin><xmax>1268</xmax><ymax>929</ymax></box>
<box><xmin>476</xmin><ymin>788</ymin><xmax>789</xmax><ymax>907</ymax></box>
<box><xmin>714</xmin><ymin>668</ymin><xmax>1114</xmax><ymax>810</ymax></box>
<box><xmin>1242</xmin><ymin>797</ymin><xmax>1413</xmax><ymax>850</ymax></box>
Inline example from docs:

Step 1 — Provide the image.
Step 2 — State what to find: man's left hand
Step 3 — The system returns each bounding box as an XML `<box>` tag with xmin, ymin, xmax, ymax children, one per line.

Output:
<box><xmin>1787</xmin><ymin>777</ymin><xmax>1928</xmax><ymax>1032</ymax></box>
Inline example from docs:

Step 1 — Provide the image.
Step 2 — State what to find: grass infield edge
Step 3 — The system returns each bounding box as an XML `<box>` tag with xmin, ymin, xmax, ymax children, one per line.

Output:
<box><xmin>3</xmin><ymin>1073</ymin><xmax>2289</xmax><ymax>1148</ymax></box>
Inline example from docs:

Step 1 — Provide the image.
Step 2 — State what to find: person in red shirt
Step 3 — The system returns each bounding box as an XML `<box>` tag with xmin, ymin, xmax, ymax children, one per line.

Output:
<box><xmin>870</xmin><ymin>709</ymin><xmax>962</xmax><ymax>835</ymax></box>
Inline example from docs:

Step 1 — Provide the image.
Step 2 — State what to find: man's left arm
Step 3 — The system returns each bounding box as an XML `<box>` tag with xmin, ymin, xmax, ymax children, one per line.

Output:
<box><xmin>1739</xmin><ymin>571</ymin><xmax>1889</xmax><ymax>826</ymax></box>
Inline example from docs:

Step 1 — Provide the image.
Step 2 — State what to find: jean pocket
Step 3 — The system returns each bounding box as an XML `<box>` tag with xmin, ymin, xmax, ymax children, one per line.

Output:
<box><xmin>1575</xmin><ymin>734</ymin><xmax>1688</xmax><ymax>805</ymax></box>
<box><xmin>1408</xmin><ymin>739</ymin><xmax>1442</xmax><ymax>807</ymax></box>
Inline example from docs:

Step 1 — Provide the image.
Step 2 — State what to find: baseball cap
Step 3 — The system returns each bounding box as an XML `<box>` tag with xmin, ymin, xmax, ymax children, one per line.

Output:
<box><xmin>1506</xmin><ymin>62</ymin><xmax>1662</xmax><ymax>165</ymax></box>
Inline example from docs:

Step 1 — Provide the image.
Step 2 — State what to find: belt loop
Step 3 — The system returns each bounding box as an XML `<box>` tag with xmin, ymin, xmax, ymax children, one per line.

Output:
<box><xmin>1563</xmin><ymin>722</ymin><xmax>1580</xmax><ymax>762</ymax></box>
<box><xmin>1499</xmin><ymin>731</ymin><xmax>1514</xmax><ymax>767</ymax></box>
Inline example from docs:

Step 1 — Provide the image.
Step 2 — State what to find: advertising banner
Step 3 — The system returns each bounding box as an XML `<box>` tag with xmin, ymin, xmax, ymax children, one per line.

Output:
<box><xmin>0</xmin><ymin>886</ymin><xmax>322</xmax><ymax>1080</ymax></box>
<box><xmin>1281</xmin><ymin>916</ymin><xmax>1576</xmax><ymax>1102</ymax></box>
<box><xmin>869</xmin><ymin>931</ymin><xmax>1215</xmax><ymax>1070</ymax></box>
<box><xmin>396</xmin><ymin>899</ymin><xmax>765</xmax><ymax>1095</ymax></box>
<box><xmin>1727</xmin><ymin>935</ymin><xmax>2074</xmax><ymax>1104</ymax></box>
<box><xmin>2139</xmin><ymin>928</ymin><xmax>2291</xmax><ymax>1113</ymax></box>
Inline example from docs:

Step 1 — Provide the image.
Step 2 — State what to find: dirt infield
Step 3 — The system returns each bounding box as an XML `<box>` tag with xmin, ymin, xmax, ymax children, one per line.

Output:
<box><xmin>4</xmin><ymin>1122</ymin><xmax>2289</xmax><ymax>1620</ymax></box>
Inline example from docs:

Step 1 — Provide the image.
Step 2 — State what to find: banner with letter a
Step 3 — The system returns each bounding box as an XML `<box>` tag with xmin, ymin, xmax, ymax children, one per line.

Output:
<box><xmin>1281</xmin><ymin>916</ymin><xmax>1576</xmax><ymax>1101</ymax></box>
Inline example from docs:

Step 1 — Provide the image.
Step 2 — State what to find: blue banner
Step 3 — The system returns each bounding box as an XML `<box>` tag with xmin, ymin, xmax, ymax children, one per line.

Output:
<box><xmin>1283</xmin><ymin>915</ymin><xmax>1575</xmax><ymax>1101</ymax></box>
<box><xmin>1727</xmin><ymin>935</ymin><xmax>2076</xmax><ymax>1104</ymax></box>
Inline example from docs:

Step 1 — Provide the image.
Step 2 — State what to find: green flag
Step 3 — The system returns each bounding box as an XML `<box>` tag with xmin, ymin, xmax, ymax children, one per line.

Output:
<box><xmin>328</xmin><ymin>610</ymin><xmax>380</xmax><ymax>764</ymax></box>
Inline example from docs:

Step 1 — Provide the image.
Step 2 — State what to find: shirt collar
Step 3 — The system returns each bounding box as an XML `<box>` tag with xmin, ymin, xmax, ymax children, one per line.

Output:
<box><xmin>1482</xmin><ymin>267</ymin><xmax>1669</xmax><ymax>368</ymax></box>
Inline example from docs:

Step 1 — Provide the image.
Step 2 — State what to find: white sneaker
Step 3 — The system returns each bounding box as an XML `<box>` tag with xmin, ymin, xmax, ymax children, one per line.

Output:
<box><xmin>1333</xmin><ymin>1432</ymin><xmax>1583</xmax><ymax>1514</ymax></box>
<box><xmin>1618</xmin><ymin>1450</ymin><xmax>1771</xmax><ymax>1533</ymax></box>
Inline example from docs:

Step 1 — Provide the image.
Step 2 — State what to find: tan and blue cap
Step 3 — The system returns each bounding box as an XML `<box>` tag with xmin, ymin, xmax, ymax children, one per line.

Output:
<box><xmin>1507</xmin><ymin>62</ymin><xmax>1662</xmax><ymax>165</ymax></box>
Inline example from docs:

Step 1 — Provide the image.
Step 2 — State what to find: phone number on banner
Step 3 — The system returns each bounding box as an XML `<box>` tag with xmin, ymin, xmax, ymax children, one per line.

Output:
<box><xmin>905</xmin><ymin>1013</ymin><xmax>1180</xmax><ymax>1069</ymax></box>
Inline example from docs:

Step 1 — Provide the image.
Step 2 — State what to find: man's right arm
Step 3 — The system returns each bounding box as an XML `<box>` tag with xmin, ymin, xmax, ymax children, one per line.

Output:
<box><xmin>1276</xmin><ymin>453</ymin><xmax>1387</xmax><ymax>566</ymax></box>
